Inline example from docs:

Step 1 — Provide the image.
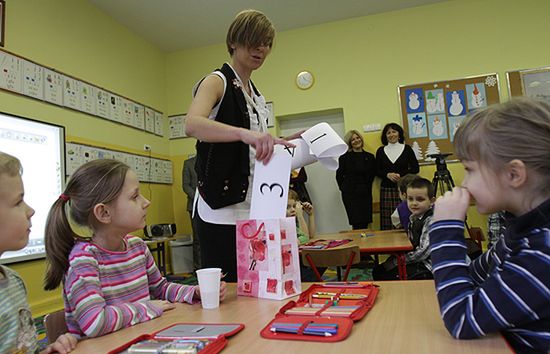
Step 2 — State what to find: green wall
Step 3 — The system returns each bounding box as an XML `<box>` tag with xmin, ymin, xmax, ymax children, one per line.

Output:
<box><xmin>2</xmin><ymin>0</ymin><xmax>550</xmax><ymax>315</ymax></box>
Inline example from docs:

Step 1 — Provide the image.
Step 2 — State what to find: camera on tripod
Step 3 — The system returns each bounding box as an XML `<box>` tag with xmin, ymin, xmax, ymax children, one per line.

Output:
<box><xmin>428</xmin><ymin>153</ymin><xmax>452</xmax><ymax>172</ymax></box>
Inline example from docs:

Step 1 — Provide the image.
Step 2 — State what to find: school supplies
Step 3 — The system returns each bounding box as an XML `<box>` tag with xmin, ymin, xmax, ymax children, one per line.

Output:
<box><xmin>108</xmin><ymin>323</ymin><xmax>244</xmax><ymax>354</ymax></box>
<box><xmin>299</xmin><ymin>239</ymin><xmax>352</xmax><ymax>250</ymax></box>
<box><xmin>260</xmin><ymin>282</ymin><xmax>379</xmax><ymax>342</ymax></box>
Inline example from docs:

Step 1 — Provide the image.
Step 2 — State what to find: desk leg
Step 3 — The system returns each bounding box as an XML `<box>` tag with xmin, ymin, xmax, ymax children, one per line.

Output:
<box><xmin>396</xmin><ymin>253</ymin><xmax>407</xmax><ymax>280</ymax></box>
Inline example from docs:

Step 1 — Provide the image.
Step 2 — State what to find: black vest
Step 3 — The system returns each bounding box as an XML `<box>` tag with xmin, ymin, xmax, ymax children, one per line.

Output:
<box><xmin>195</xmin><ymin>63</ymin><xmax>261</xmax><ymax>209</ymax></box>
<box><xmin>408</xmin><ymin>208</ymin><xmax>434</xmax><ymax>249</ymax></box>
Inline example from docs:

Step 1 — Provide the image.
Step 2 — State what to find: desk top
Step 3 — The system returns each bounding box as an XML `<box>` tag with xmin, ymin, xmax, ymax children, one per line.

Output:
<box><xmin>72</xmin><ymin>281</ymin><xmax>510</xmax><ymax>354</ymax></box>
<box><xmin>314</xmin><ymin>229</ymin><xmax>413</xmax><ymax>253</ymax></box>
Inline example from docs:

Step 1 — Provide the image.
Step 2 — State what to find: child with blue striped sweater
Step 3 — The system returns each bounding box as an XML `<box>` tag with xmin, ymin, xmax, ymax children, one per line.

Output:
<box><xmin>429</xmin><ymin>98</ymin><xmax>550</xmax><ymax>353</ymax></box>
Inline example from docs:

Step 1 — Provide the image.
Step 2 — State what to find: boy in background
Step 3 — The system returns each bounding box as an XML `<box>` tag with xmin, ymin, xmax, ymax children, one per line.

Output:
<box><xmin>373</xmin><ymin>177</ymin><xmax>435</xmax><ymax>280</ymax></box>
<box><xmin>287</xmin><ymin>189</ymin><xmax>315</xmax><ymax>244</ymax></box>
<box><xmin>0</xmin><ymin>152</ymin><xmax>76</xmax><ymax>353</ymax></box>
<box><xmin>391</xmin><ymin>174</ymin><xmax>419</xmax><ymax>229</ymax></box>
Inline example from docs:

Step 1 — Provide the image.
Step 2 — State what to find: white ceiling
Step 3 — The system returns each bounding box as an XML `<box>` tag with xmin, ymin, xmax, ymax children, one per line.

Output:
<box><xmin>88</xmin><ymin>0</ymin><xmax>449</xmax><ymax>52</ymax></box>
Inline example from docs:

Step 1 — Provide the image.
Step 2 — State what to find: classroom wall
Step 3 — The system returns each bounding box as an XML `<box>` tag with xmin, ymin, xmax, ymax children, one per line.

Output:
<box><xmin>1</xmin><ymin>0</ymin><xmax>174</xmax><ymax>315</ymax></box>
<box><xmin>166</xmin><ymin>0</ymin><xmax>550</xmax><ymax>234</ymax></box>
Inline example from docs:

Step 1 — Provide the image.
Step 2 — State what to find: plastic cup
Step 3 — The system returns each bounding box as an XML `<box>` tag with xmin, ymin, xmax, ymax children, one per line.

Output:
<box><xmin>196</xmin><ymin>268</ymin><xmax>221</xmax><ymax>309</ymax></box>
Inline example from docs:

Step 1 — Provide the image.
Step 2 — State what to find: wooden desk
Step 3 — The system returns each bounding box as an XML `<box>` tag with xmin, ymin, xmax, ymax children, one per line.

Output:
<box><xmin>313</xmin><ymin>230</ymin><xmax>413</xmax><ymax>279</ymax></box>
<box><xmin>71</xmin><ymin>281</ymin><xmax>510</xmax><ymax>353</ymax></box>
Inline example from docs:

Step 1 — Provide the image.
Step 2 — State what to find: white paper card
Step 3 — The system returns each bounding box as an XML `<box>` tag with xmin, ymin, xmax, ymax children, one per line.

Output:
<box><xmin>249</xmin><ymin>151</ymin><xmax>292</xmax><ymax>219</ymax></box>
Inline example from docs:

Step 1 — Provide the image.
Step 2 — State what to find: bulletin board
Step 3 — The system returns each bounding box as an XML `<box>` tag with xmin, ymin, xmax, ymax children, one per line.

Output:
<box><xmin>507</xmin><ymin>65</ymin><xmax>550</xmax><ymax>104</ymax></box>
<box><xmin>398</xmin><ymin>73</ymin><xmax>500</xmax><ymax>164</ymax></box>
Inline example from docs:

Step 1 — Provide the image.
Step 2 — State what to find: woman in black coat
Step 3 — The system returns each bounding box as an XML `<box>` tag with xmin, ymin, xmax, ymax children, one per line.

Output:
<box><xmin>336</xmin><ymin>130</ymin><xmax>376</xmax><ymax>230</ymax></box>
<box><xmin>376</xmin><ymin>123</ymin><xmax>419</xmax><ymax>230</ymax></box>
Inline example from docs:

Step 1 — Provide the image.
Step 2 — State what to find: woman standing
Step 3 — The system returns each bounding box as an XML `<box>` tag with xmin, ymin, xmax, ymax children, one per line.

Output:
<box><xmin>376</xmin><ymin>123</ymin><xmax>419</xmax><ymax>230</ymax></box>
<box><xmin>185</xmin><ymin>10</ymin><xmax>294</xmax><ymax>282</ymax></box>
<box><xmin>336</xmin><ymin>130</ymin><xmax>376</xmax><ymax>230</ymax></box>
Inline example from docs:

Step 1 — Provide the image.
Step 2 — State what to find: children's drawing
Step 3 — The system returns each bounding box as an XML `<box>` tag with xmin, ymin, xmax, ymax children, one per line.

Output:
<box><xmin>428</xmin><ymin>114</ymin><xmax>448</xmax><ymax>140</ymax></box>
<box><xmin>407</xmin><ymin>113</ymin><xmax>427</xmax><ymax>138</ymax></box>
<box><xmin>466</xmin><ymin>83</ymin><xmax>487</xmax><ymax>110</ymax></box>
<box><xmin>425</xmin><ymin>89</ymin><xmax>445</xmax><ymax>114</ymax></box>
<box><xmin>448</xmin><ymin>116</ymin><xmax>465</xmax><ymax>142</ymax></box>
<box><xmin>405</xmin><ymin>88</ymin><xmax>424</xmax><ymax>113</ymax></box>
<box><xmin>446</xmin><ymin>90</ymin><xmax>466</xmax><ymax>116</ymax></box>
<box><xmin>424</xmin><ymin>141</ymin><xmax>441</xmax><ymax>161</ymax></box>
<box><xmin>411</xmin><ymin>141</ymin><xmax>423</xmax><ymax>161</ymax></box>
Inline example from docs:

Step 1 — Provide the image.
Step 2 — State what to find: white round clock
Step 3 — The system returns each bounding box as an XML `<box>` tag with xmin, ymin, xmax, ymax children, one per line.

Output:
<box><xmin>296</xmin><ymin>70</ymin><xmax>314</xmax><ymax>90</ymax></box>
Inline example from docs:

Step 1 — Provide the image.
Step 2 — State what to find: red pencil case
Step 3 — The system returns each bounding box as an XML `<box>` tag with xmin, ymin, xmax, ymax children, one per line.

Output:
<box><xmin>108</xmin><ymin>322</ymin><xmax>244</xmax><ymax>354</ymax></box>
<box><xmin>260</xmin><ymin>282</ymin><xmax>379</xmax><ymax>342</ymax></box>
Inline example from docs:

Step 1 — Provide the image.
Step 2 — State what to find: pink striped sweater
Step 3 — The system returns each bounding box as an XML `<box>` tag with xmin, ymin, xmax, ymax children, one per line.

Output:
<box><xmin>63</xmin><ymin>235</ymin><xmax>197</xmax><ymax>338</ymax></box>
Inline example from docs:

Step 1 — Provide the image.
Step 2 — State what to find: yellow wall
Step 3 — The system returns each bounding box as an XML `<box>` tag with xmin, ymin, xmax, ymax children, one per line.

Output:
<box><xmin>2</xmin><ymin>0</ymin><xmax>173</xmax><ymax>315</ymax></box>
<box><xmin>3</xmin><ymin>0</ymin><xmax>550</xmax><ymax>315</ymax></box>
<box><xmin>167</xmin><ymin>0</ymin><xmax>550</xmax><ymax>234</ymax></box>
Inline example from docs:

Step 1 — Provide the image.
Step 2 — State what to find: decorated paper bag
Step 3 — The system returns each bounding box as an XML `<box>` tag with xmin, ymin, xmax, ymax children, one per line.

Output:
<box><xmin>236</xmin><ymin>217</ymin><xmax>301</xmax><ymax>300</ymax></box>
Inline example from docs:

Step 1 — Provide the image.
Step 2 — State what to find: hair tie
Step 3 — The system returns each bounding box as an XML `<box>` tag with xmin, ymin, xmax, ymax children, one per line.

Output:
<box><xmin>59</xmin><ymin>193</ymin><xmax>70</xmax><ymax>202</ymax></box>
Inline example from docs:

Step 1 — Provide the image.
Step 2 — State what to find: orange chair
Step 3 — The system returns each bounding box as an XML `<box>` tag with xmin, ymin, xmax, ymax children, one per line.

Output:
<box><xmin>43</xmin><ymin>310</ymin><xmax>68</xmax><ymax>344</ymax></box>
<box><xmin>301</xmin><ymin>245</ymin><xmax>361</xmax><ymax>282</ymax></box>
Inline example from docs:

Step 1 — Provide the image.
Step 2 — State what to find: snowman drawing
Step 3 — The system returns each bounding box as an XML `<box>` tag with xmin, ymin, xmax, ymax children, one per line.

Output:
<box><xmin>426</xmin><ymin>92</ymin><xmax>437</xmax><ymax>113</ymax></box>
<box><xmin>408</xmin><ymin>92</ymin><xmax>420</xmax><ymax>110</ymax></box>
<box><xmin>470</xmin><ymin>84</ymin><xmax>484</xmax><ymax>108</ymax></box>
<box><xmin>432</xmin><ymin>116</ymin><xmax>444</xmax><ymax>136</ymax></box>
<box><xmin>452</xmin><ymin>121</ymin><xmax>461</xmax><ymax>137</ymax></box>
<box><xmin>436</xmin><ymin>92</ymin><xmax>445</xmax><ymax>112</ymax></box>
<box><xmin>412</xmin><ymin>115</ymin><xmax>425</xmax><ymax>135</ymax></box>
<box><xmin>449</xmin><ymin>91</ymin><xmax>464</xmax><ymax>116</ymax></box>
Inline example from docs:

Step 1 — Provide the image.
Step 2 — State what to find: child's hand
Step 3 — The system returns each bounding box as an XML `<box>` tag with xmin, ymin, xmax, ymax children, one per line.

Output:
<box><xmin>149</xmin><ymin>300</ymin><xmax>176</xmax><ymax>312</ymax></box>
<box><xmin>432</xmin><ymin>187</ymin><xmax>471</xmax><ymax>222</ymax></box>
<box><xmin>194</xmin><ymin>281</ymin><xmax>227</xmax><ymax>301</ymax></box>
<box><xmin>41</xmin><ymin>333</ymin><xmax>77</xmax><ymax>354</ymax></box>
<box><xmin>302</xmin><ymin>202</ymin><xmax>313</xmax><ymax>215</ymax></box>
<box><xmin>295</xmin><ymin>201</ymin><xmax>304</xmax><ymax>216</ymax></box>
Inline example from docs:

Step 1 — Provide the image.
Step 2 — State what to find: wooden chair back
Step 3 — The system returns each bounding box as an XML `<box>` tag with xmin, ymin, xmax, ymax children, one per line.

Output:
<box><xmin>43</xmin><ymin>310</ymin><xmax>68</xmax><ymax>344</ymax></box>
<box><xmin>301</xmin><ymin>245</ymin><xmax>361</xmax><ymax>281</ymax></box>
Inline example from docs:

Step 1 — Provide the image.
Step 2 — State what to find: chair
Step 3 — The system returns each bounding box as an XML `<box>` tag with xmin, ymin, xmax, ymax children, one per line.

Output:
<box><xmin>301</xmin><ymin>245</ymin><xmax>361</xmax><ymax>282</ymax></box>
<box><xmin>43</xmin><ymin>310</ymin><xmax>68</xmax><ymax>344</ymax></box>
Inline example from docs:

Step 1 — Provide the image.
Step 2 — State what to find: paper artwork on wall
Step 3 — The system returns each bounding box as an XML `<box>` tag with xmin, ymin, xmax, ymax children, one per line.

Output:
<box><xmin>405</xmin><ymin>88</ymin><xmax>425</xmax><ymax>113</ymax></box>
<box><xmin>0</xmin><ymin>51</ymin><xmax>22</xmax><ymax>93</ymax></box>
<box><xmin>22</xmin><ymin>60</ymin><xmax>43</xmax><ymax>100</ymax></box>
<box><xmin>407</xmin><ymin>112</ymin><xmax>428</xmax><ymax>138</ymax></box>
<box><xmin>43</xmin><ymin>68</ymin><xmax>63</xmax><ymax>106</ymax></box>
<box><xmin>120</xmin><ymin>97</ymin><xmax>134</xmax><ymax>127</ymax></box>
<box><xmin>95</xmin><ymin>88</ymin><xmax>110</xmax><ymax>119</ymax></box>
<box><xmin>448</xmin><ymin>116</ymin><xmax>465</xmax><ymax>142</ymax></box>
<box><xmin>446</xmin><ymin>90</ymin><xmax>466</xmax><ymax>116</ymax></box>
<box><xmin>144</xmin><ymin>107</ymin><xmax>155</xmax><ymax>133</ymax></box>
<box><xmin>133</xmin><ymin>103</ymin><xmax>145</xmax><ymax>130</ymax></box>
<box><xmin>428</xmin><ymin>114</ymin><xmax>448</xmax><ymax>140</ymax></box>
<box><xmin>154</xmin><ymin>111</ymin><xmax>163</xmax><ymax>136</ymax></box>
<box><xmin>79</xmin><ymin>82</ymin><xmax>96</xmax><ymax>115</ymax></box>
<box><xmin>168</xmin><ymin>114</ymin><xmax>187</xmax><ymax>139</ymax></box>
<box><xmin>465</xmin><ymin>83</ymin><xmax>486</xmax><ymax>110</ymax></box>
<box><xmin>63</xmin><ymin>76</ymin><xmax>81</xmax><ymax>110</ymax></box>
<box><xmin>109</xmin><ymin>93</ymin><xmax>122</xmax><ymax>123</ymax></box>
<box><xmin>425</xmin><ymin>89</ymin><xmax>445</xmax><ymax>114</ymax></box>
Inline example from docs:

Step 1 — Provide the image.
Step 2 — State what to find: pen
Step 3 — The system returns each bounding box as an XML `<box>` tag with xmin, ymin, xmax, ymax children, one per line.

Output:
<box><xmin>192</xmin><ymin>326</ymin><xmax>205</xmax><ymax>333</ymax></box>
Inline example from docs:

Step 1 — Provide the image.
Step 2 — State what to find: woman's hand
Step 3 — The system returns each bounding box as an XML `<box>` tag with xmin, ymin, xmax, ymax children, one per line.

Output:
<box><xmin>432</xmin><ymin>187</ymin><xmax>471</xmax><ymax>222</ymax></box>
<box><xmin>239</xmin><ymin>130</ymin><xmax>294</xmax><ymax>164</ymax></box>
<box><xmin>387</xmin><ymin>173</ymin><xmax>401</xmax><ymax>183</ymax></box>
<box><xmin>149</xmin><ymin>300</ymin><xmax>176</xmax><ymax>312</ymax></box>
<box><xmin>41</xmin><ymin>333</ymin><xmax>77</xmax><ymax>354</ymax></box>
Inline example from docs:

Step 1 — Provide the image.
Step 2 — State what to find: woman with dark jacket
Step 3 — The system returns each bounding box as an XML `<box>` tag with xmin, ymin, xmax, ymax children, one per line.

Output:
<box><xmin>336</xmin><ymin>130</ymin><xmax>376</xmax><ymax>230</ymax></box>
<box><xmin>376</xmin><ymin>123</ymin><xmax>419</xmax><ymax>230</ymax></box>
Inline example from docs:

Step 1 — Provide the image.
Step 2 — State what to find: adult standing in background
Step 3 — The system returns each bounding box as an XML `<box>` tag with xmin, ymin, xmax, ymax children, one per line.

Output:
<box><xmin>336</xmin><ymin>130</ymin><xmax>376</xmax><ymax>230</ymax></box>
<box><xmin>182</xmin><ymin>155</ymin><xmax>200</xmax><ymax>270</ymax></box>
<box><xmin>185</xmin><ymin>10</ymin><xmax>295</xmax><ymax>282</ymax></box>
<box><xmin>376</xmin><ymin>123</ymin><xmax>419</xmax><ymax>230</ymax></box>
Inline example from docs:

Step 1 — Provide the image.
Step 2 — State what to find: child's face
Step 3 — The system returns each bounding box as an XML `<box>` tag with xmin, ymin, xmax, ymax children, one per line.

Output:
<box><xmin>286</xmin><ymin>198</ymin><xmax>297</xmax><ymax>217</ymax></box>
<box><xmin>105</xmin><ymin>170</ymin><xmax>151</xmax><ymax>233</ymax></box>
<box><xmin>461</xmin><ymin>160</ymin><xmax>505</xmax><ymax>214</ymax></box>
<box><xmin>0</xmin><ymin>174</ymin><xmax>35</xmax><ymax>254</ymax></box>
<box><xmin>406</xmin><ymin>187</ymin><xmax>433</xmax><ymax>216</ymax></box>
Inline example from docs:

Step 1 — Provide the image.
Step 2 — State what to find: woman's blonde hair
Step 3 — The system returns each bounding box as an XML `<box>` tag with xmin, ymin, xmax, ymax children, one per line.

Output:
<box><xmin>343</xmin><ymin>130</ymin><xmax>364</xmax><ymax>151</ymax></box>
<box><xmin>226</xmin><ymin>9</ymin><xmax>275</xmax><ymax>55</ymax></box>
<box><xmin>454</xmin><ymin>97</ymin><xmax>550</xmax><ymax>193</ymax></box>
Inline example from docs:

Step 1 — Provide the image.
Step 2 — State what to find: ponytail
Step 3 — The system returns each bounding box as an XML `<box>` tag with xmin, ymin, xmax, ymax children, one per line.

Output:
<box><xmin>44</xmin><ymin>197</ymin><xmax>79</xmax><ymax>290</ymax></box>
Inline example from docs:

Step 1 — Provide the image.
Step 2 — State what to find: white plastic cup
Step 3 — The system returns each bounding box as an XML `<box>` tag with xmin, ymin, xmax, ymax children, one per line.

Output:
<box><xmin>196</xmin><ymin>268</ymin><xmax>221</xmax><ymax>309</ymax></box>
